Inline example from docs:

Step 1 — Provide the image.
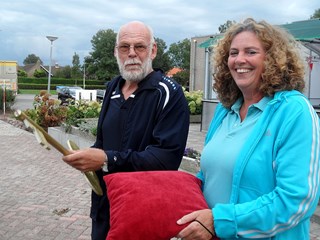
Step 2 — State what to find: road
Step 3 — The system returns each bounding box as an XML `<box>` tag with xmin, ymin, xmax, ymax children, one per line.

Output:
<box><xmin>11</xmin><ymin>94</ymin><xmax>58</xmax><ymax>112</ymax></box>
<box><xmin>11</xmin><ymin>94</ymin><xmax>35</xmax><ymax>111</ymax></box>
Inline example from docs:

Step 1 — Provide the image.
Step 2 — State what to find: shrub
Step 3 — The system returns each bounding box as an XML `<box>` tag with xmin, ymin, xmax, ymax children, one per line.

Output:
<box><xmin>184</xmin><ymin>90</ymin><xmax>203</xmax><ymax>115</ymax></box>
<box><xmin>63</xmin><ymin>99</ymin><xmax>101</xmax><ymax>132</ymax></box>
<box><xmin>78</xmin><ymin>120</ymin><xmax>98</xmax><ymax>136</ymax></box>
<box><xmin>24</xmin><ymin>90</ymin><xmax>68</xmax><ymax>131</ymax></box>
<box><xmin>18</xmin><ymin>69</ymin><xmax>27</xmax><ymax>77</ymax></box>
<box><xmin>33</xmin><ymin>69</ymin><xmax>47</xmax><ymax>78</ymax></box>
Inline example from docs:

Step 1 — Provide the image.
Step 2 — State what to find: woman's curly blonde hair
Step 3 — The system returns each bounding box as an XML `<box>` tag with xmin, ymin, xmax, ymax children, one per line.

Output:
<box><xmin>212</xmin><ymin>18</ymin><xmax>305</xmax><ymax>108</ymax></box>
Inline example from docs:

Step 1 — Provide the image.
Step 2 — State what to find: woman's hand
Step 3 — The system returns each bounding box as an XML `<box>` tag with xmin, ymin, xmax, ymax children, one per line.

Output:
<box><xmin>62</xmin><ymin>148</ymin><xmax>105</xmax><ymax>172</ymax></box>
<box><xmin>176</xmin><ymin>209</ymin><xmax>215</xmax><ymax>240</ymax></box>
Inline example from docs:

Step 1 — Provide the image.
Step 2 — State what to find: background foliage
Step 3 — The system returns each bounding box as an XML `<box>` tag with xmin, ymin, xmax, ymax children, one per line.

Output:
<box><xmin>0</xmin><ymin>89</ymin><xmax>16</xmax><ymax>110</ymax></box>
<box><xmin>184</xmin><ymin>90</ymin><xmax>203</xmax><ymax>115</ymax></box>
<box><xmin>24</xmin><ymin>91</ymin><xmax>68</xmax><ymax>130</ymax></box>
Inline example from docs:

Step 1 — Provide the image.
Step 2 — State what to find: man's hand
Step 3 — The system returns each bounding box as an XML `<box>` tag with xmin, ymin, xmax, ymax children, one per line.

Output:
<box><xmin>62</xmin><ymin>148</ymin><xmax>106</xmax><ymax>172</ymax></box>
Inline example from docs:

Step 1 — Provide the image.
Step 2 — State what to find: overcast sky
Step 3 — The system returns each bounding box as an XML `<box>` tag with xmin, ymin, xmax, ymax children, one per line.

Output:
<box><xmin>0</xmin><ymin>0</ymin><xmax>319</xmax><ymax>66</ymax></box>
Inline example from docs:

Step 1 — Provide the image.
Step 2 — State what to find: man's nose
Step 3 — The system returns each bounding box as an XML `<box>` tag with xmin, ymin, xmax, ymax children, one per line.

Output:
<box><xmin>128</xmin><ymin>46</ymin><xmax>138</xmax><ymax>56</ymax></box>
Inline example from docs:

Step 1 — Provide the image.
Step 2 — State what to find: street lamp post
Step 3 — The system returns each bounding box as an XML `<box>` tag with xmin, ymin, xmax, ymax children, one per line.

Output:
<box><xmin>83</xmin><ymin>62</ymin><xmax>86</xmax><ymax>89</ymax></box>
<box><xmin>46</xmin><ymin>36</ymin><xmax>58</xmax><ymax>93</ymax></box>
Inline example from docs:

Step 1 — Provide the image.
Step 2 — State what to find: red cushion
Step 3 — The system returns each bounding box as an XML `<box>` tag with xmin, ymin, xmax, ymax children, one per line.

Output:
<box><xmin>103</xmin><ymin>171</ymin><xmax>209</xmax><ymax>240</ymax></box>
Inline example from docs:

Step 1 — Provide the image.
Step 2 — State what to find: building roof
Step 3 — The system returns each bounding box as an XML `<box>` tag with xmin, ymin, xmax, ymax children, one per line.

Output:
<box><xmin>281</xmin><ymin>18</ymin><xmax>320</xmax><ymax>41</ymax></box>
<box><xmin>281</xmin><ymin>18</ymin><xmax>320</xmax><ymax>55</ymax></box>
<box><xmin>166</xmin><ymin>67</ymin><xmax>182</xmax><ymax>77</ymax></box>
<box><xmin>198</xmin><ymin>35</ymin><xmax>222</xmax><ymax>48</ymax></box>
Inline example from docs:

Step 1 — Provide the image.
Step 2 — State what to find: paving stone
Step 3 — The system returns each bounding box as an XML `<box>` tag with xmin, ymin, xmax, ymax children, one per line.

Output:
<box><xmin>0</xmin><ymin>120</ymin><xmax>319</xmax><ymax>239</ymax></box>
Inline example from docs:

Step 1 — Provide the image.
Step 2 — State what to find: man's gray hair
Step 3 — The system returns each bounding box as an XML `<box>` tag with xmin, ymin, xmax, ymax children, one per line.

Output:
<box><xmin>116</xmin><ymin>21</ymin><xmax>155</xmax><ymax>45</ymax></box>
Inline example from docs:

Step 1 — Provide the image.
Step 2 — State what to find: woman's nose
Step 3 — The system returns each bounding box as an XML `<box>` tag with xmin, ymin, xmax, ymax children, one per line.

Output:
<box><xmin>234</xmin><ymin>52</ymin><xmax>246</xmax><ymax>64</ymax></box>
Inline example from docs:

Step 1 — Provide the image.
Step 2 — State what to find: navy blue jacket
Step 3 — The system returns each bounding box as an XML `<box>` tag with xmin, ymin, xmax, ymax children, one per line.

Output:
<box><xmin>91</xmin><ymin>69</ymin><xmax>190</xmax><ymax>220</ymax></box>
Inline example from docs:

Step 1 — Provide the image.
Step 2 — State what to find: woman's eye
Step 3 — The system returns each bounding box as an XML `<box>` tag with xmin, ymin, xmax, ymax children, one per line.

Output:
<box><xmin>247</xmin><ymin>50</ymin><xmax>257</xmax><ymax>55</ymax></box>
<box><xmin>229</xmin><ymin>51</ymin><xmax>238</xmax><ymax>56</ymax></box>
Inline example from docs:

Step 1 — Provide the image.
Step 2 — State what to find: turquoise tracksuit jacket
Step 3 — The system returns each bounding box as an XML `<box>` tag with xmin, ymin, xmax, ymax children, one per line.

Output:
<box><xmin>198</xmin><ymin>90</ymin><xmax>320</xmax><ymax>239</ymax></box>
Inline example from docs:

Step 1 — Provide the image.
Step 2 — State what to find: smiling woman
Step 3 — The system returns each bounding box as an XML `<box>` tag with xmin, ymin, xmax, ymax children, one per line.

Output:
<box><xmin>177</xmin><ymin>18</ymin><xmax>320</xmax><ymax>240</ymax></box>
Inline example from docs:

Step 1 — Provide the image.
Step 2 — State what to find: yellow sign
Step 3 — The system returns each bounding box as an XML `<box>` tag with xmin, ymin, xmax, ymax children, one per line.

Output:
<box><xmin>0</xmin><ymin>61</ymin><xmax>18</xmax><ymax>91</ymax></box>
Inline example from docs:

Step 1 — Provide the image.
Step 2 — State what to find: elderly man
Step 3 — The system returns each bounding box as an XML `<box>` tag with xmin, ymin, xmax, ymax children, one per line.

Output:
<box><xmin>62</xmin><ymin>20</ymin><xmax>190</xmax><ymax>239</ymax></box>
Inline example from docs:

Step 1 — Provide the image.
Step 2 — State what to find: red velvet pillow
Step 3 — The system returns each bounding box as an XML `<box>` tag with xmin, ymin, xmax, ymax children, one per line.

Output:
<box><xmin>103</xmin><ymin>171</ymin><xmax>209</xmax><ymax>240</ymax></box>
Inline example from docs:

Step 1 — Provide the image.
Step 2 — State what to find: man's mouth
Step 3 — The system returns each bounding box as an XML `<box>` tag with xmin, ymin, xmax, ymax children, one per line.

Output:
<box><xmin>126</xmin><ymin>63</ymin><xmax>140</xmax><ymax>68</ymax></box>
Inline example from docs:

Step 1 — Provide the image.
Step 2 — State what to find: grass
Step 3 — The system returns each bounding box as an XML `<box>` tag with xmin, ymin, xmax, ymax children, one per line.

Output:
<box><xmin>18</xmin><ymin>89</ymin><xmax>57</xmax><ymax>95</ymax></box>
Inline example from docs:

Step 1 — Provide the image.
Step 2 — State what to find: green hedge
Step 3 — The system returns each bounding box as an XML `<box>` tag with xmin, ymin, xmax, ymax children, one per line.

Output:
<box><xmin>18</xmin><ymin>83</ymin><xmax>107</xmax><ymax>90</ymax></box>
<box><xmin>18</xmin><ymin>77</ymin><xmax>107</xmax><ymax>90</ymax></box>
<box><xmin>18</xmin><ymin>77</ymin><xmax>105</xmax><ymax>85</ymax></box>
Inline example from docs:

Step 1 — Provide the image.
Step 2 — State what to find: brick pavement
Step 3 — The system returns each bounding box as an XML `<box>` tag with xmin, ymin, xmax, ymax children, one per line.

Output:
<box><xmin>0</xmin><ymin>119</ymin><xmax>92</xmax><ymax>240</ymax></box>
<box><xmin>0</xmin><ymin>120</ymin><xmax>320</xmax><ymax>239</ymax></box>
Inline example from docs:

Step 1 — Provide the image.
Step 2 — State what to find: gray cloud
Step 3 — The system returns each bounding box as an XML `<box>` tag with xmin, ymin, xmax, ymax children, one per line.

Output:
<box><xmin>0</xmin><ymin>0</ymin><xmax>318</xmax><ymax>66</ymax></box>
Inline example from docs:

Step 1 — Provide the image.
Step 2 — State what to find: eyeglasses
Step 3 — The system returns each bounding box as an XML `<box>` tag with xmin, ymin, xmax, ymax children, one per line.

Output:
<box><xmin>116</xmin><ymin>44</ymin><xmax>149</xmax><ymax>54</ymax></box>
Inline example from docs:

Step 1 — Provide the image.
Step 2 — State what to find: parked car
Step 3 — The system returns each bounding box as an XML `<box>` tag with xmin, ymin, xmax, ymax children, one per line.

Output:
<box><xmin>56</xmin><ymin>85</ymin><xmax>68</xmax><ymax>94</ymax></box>
<box><xmin>96</xmin><ymin>89</ymin><xmax>106</xmax><ymax>102</ymax></box>
<box><xmin>58</xmin><ymin>86</ymin><xmax>83</xmax><ymax>104</ymax></box>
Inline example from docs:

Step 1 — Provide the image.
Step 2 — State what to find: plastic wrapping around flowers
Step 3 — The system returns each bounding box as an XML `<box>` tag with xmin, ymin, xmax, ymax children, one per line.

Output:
<box><xmin>14</xmin><ymin>109</ymin><xmax>103</xmax><ymax>196</ymax></box>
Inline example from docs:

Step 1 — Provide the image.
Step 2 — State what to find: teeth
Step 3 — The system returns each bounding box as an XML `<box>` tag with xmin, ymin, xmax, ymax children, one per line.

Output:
<box><xmin>237</xmin><ymin>69</ymin><xmax>250</xmax><ymax>73</ymax></box>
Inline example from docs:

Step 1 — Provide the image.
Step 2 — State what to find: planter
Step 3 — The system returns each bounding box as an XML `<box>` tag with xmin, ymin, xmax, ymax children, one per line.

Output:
<box><xmin>180</xmin><ymin>156</ymin><xmax>200</xmax><ymax>174</ymax></box>
<box><xmin>190</xmin><ymin>114</ymin><xmax>201</xmax><ymax>123</ymax></box>
<box><xmin>48</xmin><ymin>125</ymin><xmax>95</xmax><ymax>150</ymax></box>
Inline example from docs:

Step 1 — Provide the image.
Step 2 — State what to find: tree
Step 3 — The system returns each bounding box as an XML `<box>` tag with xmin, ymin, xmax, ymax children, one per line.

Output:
<box><xmin>23</xmin><ymin>54</ymin><xmax>42</xmax><ymax>65</ymax></box>
<box><xmin>218</xmin><ymin>20</ymin><xmax>236</xmax><ymax>33</ymax></box>
<box><xmin>167</xmin><ymin>38</ymin><xmax>191</xmax><ymax>70</ymax></box>
<box><xmin>310</xmin><ymin>8</ymin><xmax>320</xmax><ymax>19</ymax></box>
<box><xmin>55</xmin><ymin>65</ymin><xmax>72</xmax><ymax>79</ymax></box>
<box><xmin>33</xmin><ymin>69</ymin><xmax>46</xmax><ymax>78</ymax></box>
<box><xmin>71</xmin><ymin>52</ymin><xmax>82</xmax><ymax>79</ymax></box>
<box><xmin>172</xmin><ymin>69</ymin><xmax>190</xmax><ymax>88</ymax></box>
<box><xmin>153</xmin><ymin>37</ymin><xmax>172</xmax><ymax>72</ymax></box>
<box><xmin>85</xmin><ymin>29</ymin><xmax>118</xmax><ymax>81</ymax></box>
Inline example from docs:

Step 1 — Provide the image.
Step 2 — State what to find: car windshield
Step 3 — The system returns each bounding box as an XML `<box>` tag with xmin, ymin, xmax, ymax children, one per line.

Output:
<box><xmin>68</xmin><ymin>87</ymin><xmax>82</xmax><ymax>91</ymax></box>
<box><xmin>60</xmin><ymin>86</ymin><xmax>82</xmax><ymax>95</ymax></box>
<box><xmin>69</xmin><ymin>87</ymin><xmax>82</xmax><ymax>96</ymax></box>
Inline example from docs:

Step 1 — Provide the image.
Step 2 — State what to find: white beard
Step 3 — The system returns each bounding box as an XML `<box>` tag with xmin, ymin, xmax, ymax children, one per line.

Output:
<box><xmin>117</xmin><ymin>53</ymin><xmax>153</xmax><ymax>82</ymax></box>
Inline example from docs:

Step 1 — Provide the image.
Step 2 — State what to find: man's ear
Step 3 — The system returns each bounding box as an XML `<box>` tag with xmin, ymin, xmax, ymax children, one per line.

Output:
<box><xmin>114</xmin><ymin>47</ymin><xmax>117</xmax><ymax>57</ymax></box>
<box><xmin>151</xmin><ymin>43</ymin><xmax>157</xmax><ymax>60</ymax></box>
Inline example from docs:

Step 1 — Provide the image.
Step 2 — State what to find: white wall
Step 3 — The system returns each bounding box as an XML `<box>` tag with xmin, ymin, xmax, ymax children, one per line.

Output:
<box><xmin>75</xmin><ymin>90</ymin><xmax>97</xmax><ymax>101</ymax></box>
<box><xmin>309</xmin><ymin>61</ymin><xmax>320</xmax><ymax>106</ymax></box>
